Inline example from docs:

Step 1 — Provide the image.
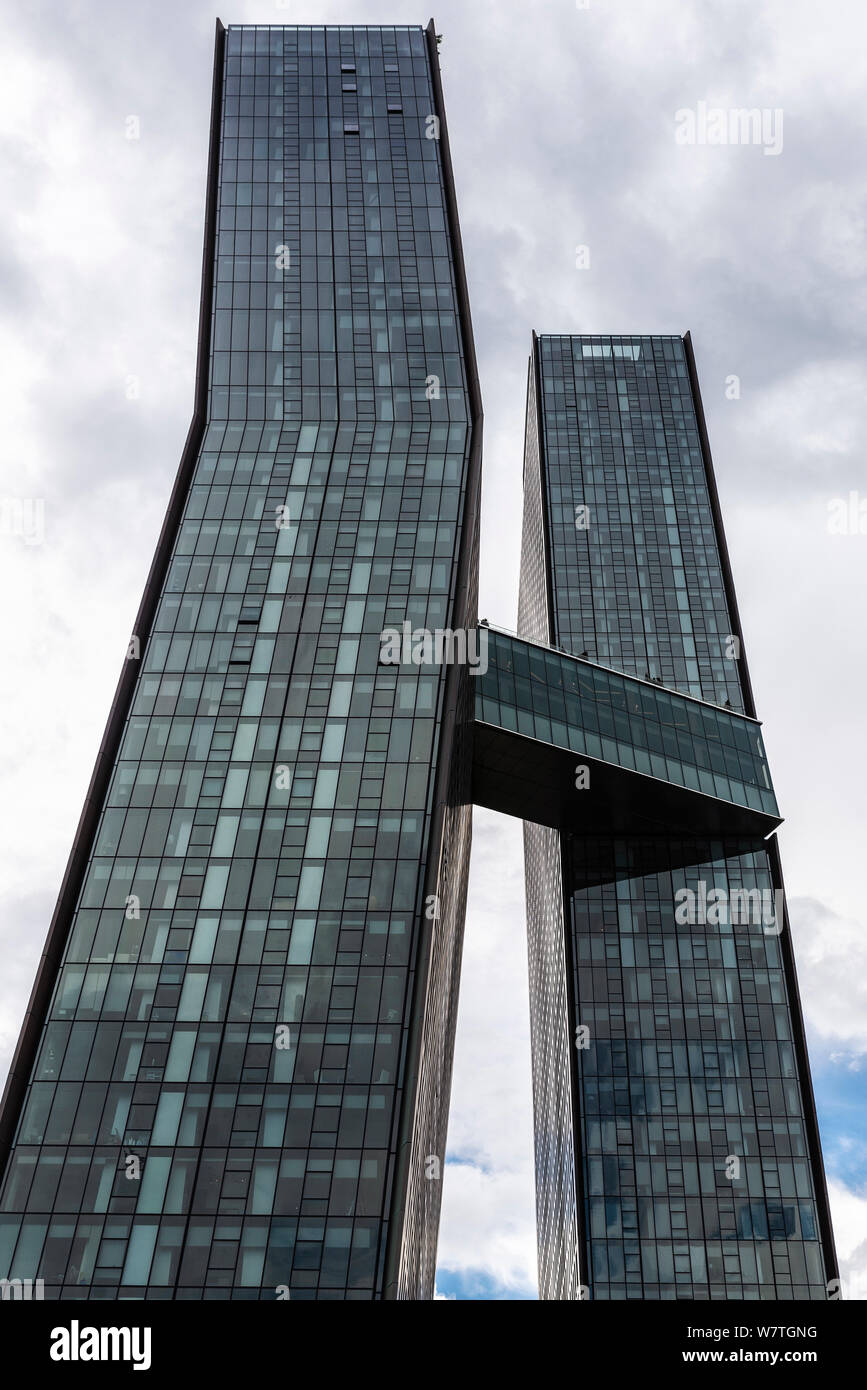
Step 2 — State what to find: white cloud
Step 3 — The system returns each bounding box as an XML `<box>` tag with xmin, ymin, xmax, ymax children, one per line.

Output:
<box><xmin>788</xmin><ymin>900</ymin><xmax>867</xmax><ymax>1054</ymax></box>
<box><xmin>436</xmin><ymin>811</ymin><xmax>537</xmax><ymax>1296</ymax></box>
<box><xmin>829</xmin><ymin>1180</ymin><xmax>867</xmax><ymax>1300</ymax></box>
<box><xmin>436</xmin><ymin>1159</ymin><xmax>537</xmax><ymax>1296</ymax></box>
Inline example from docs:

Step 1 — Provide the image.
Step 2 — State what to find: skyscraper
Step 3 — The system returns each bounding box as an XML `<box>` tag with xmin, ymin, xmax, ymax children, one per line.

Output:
<box><xmin>512</xmin><ymin>332</ymin><xmax>838</xmax><ymax>1299</ymax></box>
<box><xmin>0</xmin><ymin>20</ymin><xmax>481</xmax><ymax>1301</ymax></box>
<box><xmin>0</xmin><ymin>25</ymin><xmax>837</xmax><ymax>1307</ymax></box>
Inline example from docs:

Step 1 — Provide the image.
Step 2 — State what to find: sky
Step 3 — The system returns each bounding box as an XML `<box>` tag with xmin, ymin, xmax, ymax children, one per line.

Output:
<box><xmin>0</xmin><ymin>0</ymin><xmax>865</xmax><ymax>1302</ymax></box>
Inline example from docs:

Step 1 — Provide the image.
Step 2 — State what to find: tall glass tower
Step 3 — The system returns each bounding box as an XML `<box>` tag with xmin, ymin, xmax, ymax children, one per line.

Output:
<box><xmin>515</xmin><ymin>332</ymin><xmax>838</xmax><ymax>1299</ymax></box>
<box><xmin>0</xmin><ymin>20</ymin><xmax>481</xmax><ymax>1301</ymax></box>
<box><xmin>0</xmin><ymin>23</ymin><xmax>837</xmax><ymax>1307</ymax></box>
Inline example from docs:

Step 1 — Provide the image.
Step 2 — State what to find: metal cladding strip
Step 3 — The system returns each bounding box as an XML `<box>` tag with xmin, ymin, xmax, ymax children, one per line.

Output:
<box><xmin>381</xmin><ymin>17</ymin><xmax>484</xmax><ymax>1299</ymax></box>
<box><xmin>0</xmin><ymin>19</ymin><xmax>227</xmax><ymax>1185</ymax></box>
<box><xmin>766</xmin><ymin>836</ymin><xmax>840</xmax><ymax>1284</ymax></box>
<box><xmin>517</xmin><ymin>347</ymin><xmax>582</xmax><ymax>1297</ymax></box>
<box><xmin>532</xmin><ymin>331</ymin><xmax>557</xmax><ymax>645</ymax></box>
<box><xmin>529</xmin><ymin>331</ymin><xmax>588</xmax><ymax>1296</ymax></box>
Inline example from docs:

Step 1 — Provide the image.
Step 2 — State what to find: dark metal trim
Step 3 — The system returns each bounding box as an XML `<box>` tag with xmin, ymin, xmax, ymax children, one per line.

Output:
<box><xmin>381</xmin><ymin>17</ymin><xmax>484</xmax><ymax>1299</ymax></box>
<box><xmin>0</xmin><ymin>19</ymin><xmax>227</xmax><ymax>1184</ymax></box>
<box><xmin>528</xmin><ymin>331</ymin><xmax>590</xmax><ymax>1294</ymax></box>
<box><xmin>527</xmin><ymin>325</ymin><xmax>589</xmax><ymax>1289</ymax></box>
<box><xmin>531</xmin><ymin>331</ymin><xmax>557</xmax><ymax>647</ymax></box>
<box><xmin>682</xmin><ymin>331</ymin><xmax>758</xmax><ymax>720</ymax></box>
<box><xmin>558</xmin><ymin>832</ymin><xmax>590</xmax><ymax>1298</ymax></box>
<box><xmin>767</xmin><ymin>836</ymin><xmax>840</xmax><ymax>1285</ymax></box>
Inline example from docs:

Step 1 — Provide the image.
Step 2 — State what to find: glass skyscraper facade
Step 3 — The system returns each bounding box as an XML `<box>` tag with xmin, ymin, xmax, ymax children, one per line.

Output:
<box><xmin>518</xmin><ymin>333</ymin><xmax>837</xmax><ymax>1299</ymax></box>
<box><xmin>0</xmin><ymin>20</ymin><xmax>481</xmax><ymax>1301</ymax></box>
<box><xmin>0</xmin><ymin>27</ymin><xmax>837</xmax><ymax>1307</ymax></box>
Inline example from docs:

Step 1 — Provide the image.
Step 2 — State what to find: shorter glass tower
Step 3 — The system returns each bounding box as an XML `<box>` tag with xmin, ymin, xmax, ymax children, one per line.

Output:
<box><xmin>517</xmin><ymin>333</ymin><xmax>838</xmax><ymax>1299</ymax></box>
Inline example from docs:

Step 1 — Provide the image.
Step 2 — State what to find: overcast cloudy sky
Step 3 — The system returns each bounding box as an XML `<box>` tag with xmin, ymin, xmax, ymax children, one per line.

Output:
<box><xmin>1</xmin><ymin>0</ymin><xmax>865</xmax><ymax>1302</ymax></box>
